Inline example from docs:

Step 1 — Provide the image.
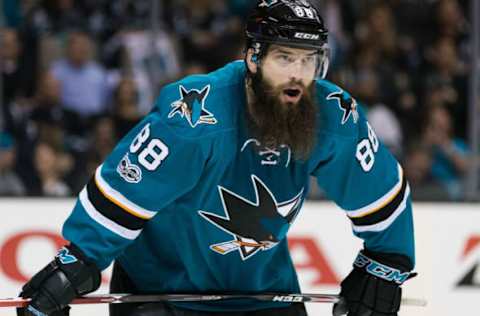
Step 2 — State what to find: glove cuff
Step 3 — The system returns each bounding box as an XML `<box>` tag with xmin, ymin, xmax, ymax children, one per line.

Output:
<box><xmin>353</xmin><ymin>250</ymin><xmax>413</xmax><ymax>285</ymax></box>
<box><xmin>362</xmin><ymin>249</ymin><xmax>413</xmax><ymax>271</ymax></box>
<box><xmin>54</xmin><ymin>244</ymin><xmax>101</xmax><ymax>296</ymax></box>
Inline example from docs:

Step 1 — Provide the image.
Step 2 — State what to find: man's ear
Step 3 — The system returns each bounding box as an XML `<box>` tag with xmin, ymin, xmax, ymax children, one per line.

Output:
<box><xmin>245</xmin><ymin>48</ymin><xmax>258</xmax><ymax>74</ymax></box>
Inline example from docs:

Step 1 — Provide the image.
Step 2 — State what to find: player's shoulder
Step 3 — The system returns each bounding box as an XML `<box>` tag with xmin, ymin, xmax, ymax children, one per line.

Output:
<box><xmin>314</xmin><ymin>79</ymin><xmax>362</xmax><ymax>138</ymax></box>
<box><xmin>151</xmin><ymin>61</ymin><xmax>247</xmax><ymax>139</ymax></box>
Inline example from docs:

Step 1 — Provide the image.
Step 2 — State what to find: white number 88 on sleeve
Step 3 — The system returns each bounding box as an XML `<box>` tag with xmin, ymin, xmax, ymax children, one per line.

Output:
<box><xmin>130</xmin><ymin>124</ymin><xmax>169</xmax><ymax>171</ymax></box>
<box><xmin>356</xmin><ymin>122</ymin><xmax>379</xmax><ymax>172</ymax></box>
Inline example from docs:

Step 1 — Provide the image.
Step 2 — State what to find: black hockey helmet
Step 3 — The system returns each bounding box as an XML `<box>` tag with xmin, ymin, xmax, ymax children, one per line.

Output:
<box><xmin>245</xmin><ymin>0</ymin><xmax>330</xmax><ymax>78</ymax></box>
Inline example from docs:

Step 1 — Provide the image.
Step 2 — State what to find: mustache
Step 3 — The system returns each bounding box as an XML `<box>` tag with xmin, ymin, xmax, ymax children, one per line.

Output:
<box><xmin>247</xmin><ymin>71</ymin><xmax>318</xmax><ymax>160</ymax></box>
<box><xmin>262</xmin><ymin>79</ymin><xmax>306</xmax><ymax>96</ymax></box>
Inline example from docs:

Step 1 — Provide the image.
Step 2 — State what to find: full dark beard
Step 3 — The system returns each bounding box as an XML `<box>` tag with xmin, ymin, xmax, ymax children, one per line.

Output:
<box><xmin>247</xmin><ymin>70</ymin><xmax>318</xmax><ymax>160</ymax></box>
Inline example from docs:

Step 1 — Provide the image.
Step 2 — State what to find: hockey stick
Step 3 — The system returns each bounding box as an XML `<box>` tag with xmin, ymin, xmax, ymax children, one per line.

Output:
<box><xmin>0</xmin><ymin>293</ymin><xmax>427</xmax><ymax>308</ymax></box>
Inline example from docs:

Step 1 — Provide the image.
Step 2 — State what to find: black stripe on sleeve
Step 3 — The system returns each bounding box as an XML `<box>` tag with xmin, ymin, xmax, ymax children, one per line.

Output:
<box><xmin>349</xmin><ymin>174</ymin><xmax>407</xmax><ymax>227</ymax></box>
<box><xmin>86</xmin><ymin>177</ymin><xmax>147</xmax><ymax>231</ymax></box>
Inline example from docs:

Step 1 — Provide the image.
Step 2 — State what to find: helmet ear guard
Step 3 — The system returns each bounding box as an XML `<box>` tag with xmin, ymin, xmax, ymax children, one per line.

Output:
<box><xmin>244</xmin><ymin>40</ymin><xmax>269</xmax><ymax>73</ymax></box>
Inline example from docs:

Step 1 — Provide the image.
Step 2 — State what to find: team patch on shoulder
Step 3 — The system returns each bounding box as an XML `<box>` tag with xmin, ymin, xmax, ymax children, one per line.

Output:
<box><xmin>117</xmin><ymin>154</ymin><xmax>142</xmax><ymax>183</ymax></box>
<box><xmin>327</xmin><ymin>89</ymin><xmax>359</xmax><ymax>125</ymax></box>
<box><xmin>168</xmin><ymin>85</ymin><xmax>217</xmax><ymax>128</ymax></box>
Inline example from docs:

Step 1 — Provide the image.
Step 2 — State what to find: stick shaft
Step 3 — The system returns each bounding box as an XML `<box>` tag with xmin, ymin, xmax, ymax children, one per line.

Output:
<box><xmin>0</xmin><ymin>293</ymin><xmax>427</xmax><ymax>308</ymax></box>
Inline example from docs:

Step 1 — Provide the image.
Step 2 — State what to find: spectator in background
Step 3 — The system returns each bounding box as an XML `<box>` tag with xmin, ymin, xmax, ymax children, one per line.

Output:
<box><xmin>8</xmin><ymin>71</ymin><xmax>65</xmax><ymax>193</ymax></box>
<box><xmin>33</xmin><ymin>0</ymin><xmax>85</xmax><ymax>34</ymax></box>
<box><xmin>0</xmin><ymin>132</ymin><xmax>25</xmax><ymax>196</ymax></box>
<box><xmin>108</xmin><ymin>28</ymin><xmax>181</xmax><ymax>114</ymax></box>
<box><xmin>0</xmin><ymin>0</ymin><xmax>472</xmax><ymax>200</ymax></box>
<box><xmin>357</xmin><ymin>2</ymin><xmax>414</xmax><ymax>108</ymax></box>
<box><xmin>33</xmin><ymin>141</ymin><xmax>71</xmax><ymax>196</ymax></box>
<box><xmin>112</xmin><ymin>77</ymin><xmax>142</xmax><ymax>139</ymax></box>
<box><xmin>432</xmin><ymin>0</ymin><xmax>470</xmax><ymax>81</ymax></box>
<box><xmin>403</xmin><ymin>143</ymin><xmax>448</xmax><ymax>201</ymax></box>
<box><xmin>100</xmin><ymin>0</ymin><xmax>152</xmax><ymax>35</ymax></box>
<box><xmin>30</xmin><ymin>71</ymin><xmax>64</xmax><ymax>124</ymax></box>
<box><xmin>0</xmin><ymin>29</ymin><xmax>43</xmax><ymax>192</ymax></box>
<box><xmin>421</xmin><ymin>105</ymin><xmax>469</xmax><ymax>200</ymax></box>
<box><xmin>165</xmin><ymin>0</ymin><xmax>244</xmax><ymax>71</ymax></box>
<box><xmin>0</xmin><ymin>28</ymin><xmax>30</xmax><ymax>132</ymax></box>
<box><xmin>28</xmin><ymin>71</ymin><xmax>91</xmax><ymax>194</ymax></box>
<box><xmin>86</xmin><ymin>117</ymin><xmax>116</xmax><ymax>177</ymax></box>
<box><xmin>433</xmin><ymin>0</ymin><xmax>469</xmax><ymax>46</ymax></box>
<box><xmin>2</xmin><ymin>0</ymin><xmax>22</xmax><ymax>27</ymax></box>
<box><xmin>363</xmin><ymin>3</ymin><xmax>397</xmax><ymax>61</ymax></box>
<box><xmin>423</xmin><ymin>36</ymin><xmax>468</xmax><ymax>138</ymax></box>
<box><xmin>322</xmin><ymin>0</ymin><xmax>349</xmax><ymax>69</ymax></box>
<box><xmin>2</xmin><ymin>0</ymin><xmax>39</xmax><ymax>28</ymax></box>
<box><xmin>24</xmin><ymin>0</ymin><xmax>86</xmax><ymax>69</ymax></box>
<box><xmin>357</xmin><ymin>70</ymin><xmax>404</xmax><ymax>158</ymax></box>
<box><xmin>50</xmin><ymin>31</ymin><xmax>108</xmax><ymax>136</ymax></box>
<box><xmin>404</xmin><ymin>144</ymin><xmax>432</xmax><ymax>186</ymax></box>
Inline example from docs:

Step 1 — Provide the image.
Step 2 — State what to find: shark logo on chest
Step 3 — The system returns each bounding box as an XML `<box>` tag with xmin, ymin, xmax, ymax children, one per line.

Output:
<box><xmin>168</xmin><ymin>85</ymin><xmax>217</xmax><ymax>128</ymax></box>
<box><xmin>199</xmin><ymin>175</ymin><xmax>303</xmax><ymax>260</ymax></box>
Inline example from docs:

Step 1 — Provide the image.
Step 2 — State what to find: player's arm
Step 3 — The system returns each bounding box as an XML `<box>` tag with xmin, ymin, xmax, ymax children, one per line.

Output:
<box><xmin>61</xmin><ymin>111</ymin><xmax>211</xmax><ymax>270</ymax></box>
<box><xmin>309</xmin><ymin>97</ymin><xmax>415</xmax><ymax>316</ymax></box>
<box><xmin>17</xmin><ymin>84</ymin><xmax>215</xmax><ymax>316</ymax></box>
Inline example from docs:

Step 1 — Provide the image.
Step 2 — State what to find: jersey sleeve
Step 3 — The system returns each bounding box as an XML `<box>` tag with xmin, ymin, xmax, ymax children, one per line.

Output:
<box><xmin>309</xmin><ymin>101</ymin><xmax>415</xmax><ymax>266</ymax></box>
<box><xmin>62</xmin><ymin>87</ymin><xmax>213</xmax><ymax>270</ymax></box>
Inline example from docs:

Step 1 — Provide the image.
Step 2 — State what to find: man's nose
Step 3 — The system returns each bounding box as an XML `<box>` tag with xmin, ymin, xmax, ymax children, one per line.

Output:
<box><xmin>288</xmin><ymin>60</ymin><xmax>303</xmax><ymax>80</ymax></box>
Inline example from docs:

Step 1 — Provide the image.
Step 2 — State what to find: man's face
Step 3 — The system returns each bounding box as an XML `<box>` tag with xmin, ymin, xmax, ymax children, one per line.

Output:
<box><xmin>245</xmin><ymin>45</ymin><xmax>318</xmax><ymax>160</ymax></box>
<box><xmin>259</xmin><ymin>45</ymin><xmax>317</xmax><ymax>106</ymax></box>
<box><xmin>0</xmin><ymin>148</ymin><xmax>15</xmax><ymax>172</ymax></box>
<box><xmin>0</xmin><ymin>29</ymin><xmax>21</xmax><ymax>60</ymax></box>
<box><xmin>39</xmin><ymin>72</ymin><xmax>61</xmax><ymax>103</ymax></box>
<box><xmin>67</xmin><ymin>33</ymin><xmax>92</xmax><ymax>67</ymax></box>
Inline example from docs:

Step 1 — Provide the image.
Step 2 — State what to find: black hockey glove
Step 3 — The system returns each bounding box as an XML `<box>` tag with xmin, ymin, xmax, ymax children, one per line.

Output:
<box><xmin>333</xmin><ymin>249</ymin><xmax>414</xmax><ymax>316</ymax></box>
<box><xmin>17</xmin><ymin>244</ymin><xmax>101</xmax><ymax>316</ymax></box>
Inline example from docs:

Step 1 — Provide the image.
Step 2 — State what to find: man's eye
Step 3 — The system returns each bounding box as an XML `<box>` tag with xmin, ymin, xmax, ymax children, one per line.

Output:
<box><xmin>278</xmin><ymin>55</ymin><xmax>290</xmax><ymax>62</ymax></box>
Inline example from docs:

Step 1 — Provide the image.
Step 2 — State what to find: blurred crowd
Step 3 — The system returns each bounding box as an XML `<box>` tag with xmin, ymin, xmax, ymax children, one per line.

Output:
<box><xmin>0</xmin><ymin>0</ymin><xmax>475</xmax><ymax>200</ymax></box>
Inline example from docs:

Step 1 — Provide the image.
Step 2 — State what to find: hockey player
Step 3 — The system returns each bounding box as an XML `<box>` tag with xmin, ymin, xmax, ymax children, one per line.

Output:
<box><xmin>17</xmin><ymin>1</ymin><xmax>415</xmax><ymax>315</ymax></box>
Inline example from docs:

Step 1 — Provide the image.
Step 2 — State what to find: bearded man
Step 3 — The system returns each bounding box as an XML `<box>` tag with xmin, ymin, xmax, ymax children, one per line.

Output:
<box><xmin>18</xmin><ymin>1</ymin><xmax>415</xmax><ymax>316</ymax></box>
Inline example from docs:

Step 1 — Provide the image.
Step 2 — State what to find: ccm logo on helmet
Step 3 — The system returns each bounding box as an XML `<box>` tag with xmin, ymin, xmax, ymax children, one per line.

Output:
<box><xmin>294</xmin><ymin>32</ymin><xmax>320</xmax><ymax>40</ymax></box>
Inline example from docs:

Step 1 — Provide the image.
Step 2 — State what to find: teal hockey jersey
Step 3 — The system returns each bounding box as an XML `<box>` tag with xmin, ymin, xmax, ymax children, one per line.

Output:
<box><xmin>62</xmin><ymin>61</ymin><xmax>415</xmax><ymax>312</ymax></box>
